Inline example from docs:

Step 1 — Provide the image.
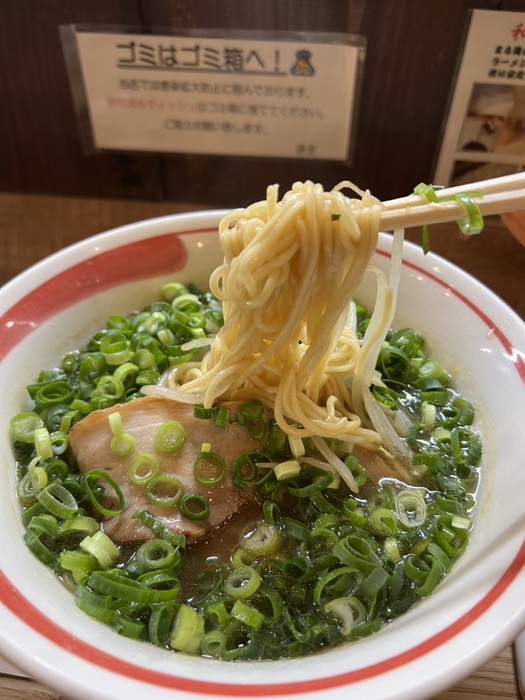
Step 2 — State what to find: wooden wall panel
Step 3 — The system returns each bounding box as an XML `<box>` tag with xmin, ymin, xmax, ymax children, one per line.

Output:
<box><xmin>143</xmin><ymin>0</ymin><xmax>504</xmax><ymax>206</ymax></box>
<box><xmin>0</xmin><ymin>0</ymin><xmax>161</xmax><ymax>200</ymax></box>
<box><xmin>0</xmin><ymin>0</ymin><xmax>522</xmax><ymax>205</ymax></box>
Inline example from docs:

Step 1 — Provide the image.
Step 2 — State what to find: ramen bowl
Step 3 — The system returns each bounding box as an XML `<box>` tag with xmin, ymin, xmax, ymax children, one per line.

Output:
<box><xmin>1</xmin><ymin>210</ymin><xmax>525</xmax><ymax>700</ymax></box>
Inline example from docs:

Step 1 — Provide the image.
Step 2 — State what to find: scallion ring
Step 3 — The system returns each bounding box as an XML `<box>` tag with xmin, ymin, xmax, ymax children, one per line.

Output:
<box><xmin>82</xmin><ymin>469</ymin><xmax>126</xmax><ymax>516</ymax></box>
<box><xmin>193</xmin><ymin>452</ymin><xmax>226</xmax><ymax>485</ymax></box>
<box><xmin>396</xmin><ymin>489</ymin><xmax>427</xmax><ymax>528</ymax></box>
<box><xmin>37</xmin><ymin>482</ymin><xmax>79</xmax><ymax>519</ymax></box>
<box><xmin>224</xmin><ymin>566</ymin><xmax>261</xmax><ymax>599</ymax></box>
<box><xmin>10</xmin><ymin>411</ymin><xmax>44</xmax><ymax>443</ymax></box>
<box><xmin>180</xmin><ymin>494</ymin><xmax>209</xmax><ymax>520</ymax></box>
<box><xmin>111</xmin><ymin>432</ymin><xmax>135</xmax><ymax>456</ymax></box>
<box><xmin>128</xmin><ymin>453</ymin><xmax>160</xmax><ymax>486</ymax></box>
<box><xmin>145</xmin><ymin>475</ymin><xmax>183</xmax><ymax>507</ymax></box>
<box><xmin>135</xmin><ymin>539</ymin><xmax>176</xmax><ymax>570</ymax></box>
<box><xmin>243</xmin><ymin>522</ymin><xmax>281</xmax><ymax>555</ymax></box>
<box><xmin>155</xmin><ymin>420</ymin><xmax>186</xmax><ymax>453</ymax></box>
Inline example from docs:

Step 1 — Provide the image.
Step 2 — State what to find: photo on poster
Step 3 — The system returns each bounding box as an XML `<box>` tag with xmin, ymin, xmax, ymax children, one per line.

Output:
<box><xmin>433</xmin><ymin>9</ymin><xmax>525</xmax><ymax>186</ymax></box>
<box><xmin>457</xmin><ymin>83</ymin><xmax>525</xmax><ymax>157</ymax></box>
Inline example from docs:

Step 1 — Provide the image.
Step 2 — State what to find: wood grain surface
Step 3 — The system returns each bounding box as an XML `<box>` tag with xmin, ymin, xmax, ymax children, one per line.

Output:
<box><xmin>0</xmin><ymin>191</ymin><xmax>523</xmax><ymax>700</ymax></box>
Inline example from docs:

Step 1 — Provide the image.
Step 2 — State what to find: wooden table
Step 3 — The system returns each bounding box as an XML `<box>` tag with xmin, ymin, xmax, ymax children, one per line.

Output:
<box><xmin>1</xmin><ymin>191</ymin><xmax>524</xmax><ymax>700</ymax></box>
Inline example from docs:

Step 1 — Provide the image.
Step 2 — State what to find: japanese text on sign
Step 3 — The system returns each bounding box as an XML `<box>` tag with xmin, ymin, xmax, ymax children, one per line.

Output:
<box><xmin>66</xmin><ymin>29</ymin><xmax>365</xmax><ymax>161</ymax></box>
<box><xmin>434</xmin><ymin>10</ymin><xmax>525</xmax><ymax>187</ymax></box>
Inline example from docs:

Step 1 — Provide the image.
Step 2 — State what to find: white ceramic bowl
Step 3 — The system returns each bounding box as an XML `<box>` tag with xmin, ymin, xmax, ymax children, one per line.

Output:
<box><xmin>1</xmin><ymin>211</ymin><xmax>525</xmax><ymax>700</ymax></box>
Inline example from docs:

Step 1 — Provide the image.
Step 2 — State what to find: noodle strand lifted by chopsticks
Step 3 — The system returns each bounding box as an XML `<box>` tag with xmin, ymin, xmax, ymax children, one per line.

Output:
<box><xmin>144</xmin><ymin>181</ymin><xmax>400</xmax><ymax>452</ymax></box>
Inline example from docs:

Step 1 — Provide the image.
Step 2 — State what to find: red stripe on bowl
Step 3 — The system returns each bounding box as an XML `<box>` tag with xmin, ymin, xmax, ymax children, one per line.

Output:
<box><xmin>377</xmin><ymin>250</ymin><xmax>525</xmax><ymax>382</ymax></box>
<box><xmin>0</xmin><ymin>230</ymin><xmax>219</xmax><ymax>362</ymax></box>
<box><xmin>1</xmin><ymin>232</ymin><xmax>524</xmax><ymax>694</ymax></box>
<box><xmin>1</xmin><ymin>537</ymin><xmax>525</xmax><ymax>695</ymax></box>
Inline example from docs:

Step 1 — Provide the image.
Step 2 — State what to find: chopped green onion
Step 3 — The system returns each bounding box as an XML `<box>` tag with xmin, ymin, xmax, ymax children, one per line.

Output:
<box><xmin>60</xmin><ymin>550</ymin><xmax>98</xmax><ymax>582</ymax></box>
<box><xmin>132</xmin><ymin>510</ymin><xmax>186</xmax><ymax>548</ymax></box>
<box><xmin>138</xmin><ymin>570</ymin><xmax>181</xmax><ymax>602</ymax></box>
<box><xmin>243</xmin><ymin>522</ymin><xmax>281</xmax><ymax>556</ymax></box>
<box><xmin>370</xmin><ymin>508</ymin><xmax>398</xmax><ymax>537</ymax></box>
<box><xmin>422</xmin><ymin>402</ymin><xmax>436</xmax><ymax>431</ymax></box>
<box><xmin>452</xmin><ymin>397</ymin><xmax>475</xmax><ymax>426</ymax></box>
<box><xmin>128</xmin><ymin>453</ymin><xmax>160</xmax><ymax>486</ymax></box>
<box><xmin>155</xmin><ymin>420</ymin><xmax>186</xmax><ymax>453</ymax></box>
<box><xmin>396</xmin><ymin>490</ymin><xmax>427</xmax><ymax>528</ymax></box>
<box><xmin>193</xmin><ymin>452</ymin><xmax>226</xmax><ymax>485</ymax></box>
<box><xmin>33</xmin><ymin>381</ymin><xmax>75</xmax><ymax>411</ymax></box>
<box><xmin>200</xmin><ymin>630</ymin><xmax>228</xmax><ymax>658</ymax></box>
<box><xmin>82</xmin><ymin>469</ymin><xmax>125</xmax><ymax>516</ymax></box>
<box><xmin>224</xmin><ymin>566</ymin><xmax>261</xmax><ymax>599</ymax></box>
<box><xmin>37</xmin><ymin>482</ymin><xmax>78</xmax><ymax>519</ymax></box>
<box><xmin>274</xmin><ymin>460</ymin><xmax>301</xmax><ymax>481</ymax></box>
<box><xmin>231</xmin><ymin>600</ymin><xmax>264</xmax><ymax>630</ymax></box>
<box><xmin>180</xmin><ymin>494</ymin><xmax>210</xmax><ymax>520</ymax></box>
<box><xmin>29</xmin><ymin>464</ymin><xmax>48</xmax><ymax>494</ymax></box>
<box><xmin>282</xmin><ymin>517</ymin><xmax>310</xmax><ymax>542</ymax></box>
<box><xmin>135</xmin><ymin>540</ymin><xmax>177</xmax><ymax>570</ymax></box>
<box><xmin>422</xmin><ymin>225</ymin><xmax>430</xmax><ymax>255</ymax></box>
<box><xmin>432</xmin><ymin>515</ymin><xmax>469</xmax><ymax>557</ymax></box>
<box><xmin>111</xmin><ymin>433</ymin><xmax>135</xmax><ymax>456</ymax></box>
<box><xmin>28</xmin><ymin>513</ymin><xmax>59</xmax><ymax>539</ymax></box>
<box><xmin>414</xmin><ymin>182</ymin><xmax>440</xmax><ymax>202</ymax></box>
<box><xmin>148</xmin><ymin>604</ymin><xmax>178</xmax><ymax>646</ymax></box>
<box><xmin>60</xmin><ymin>515</ymin><xmax>99</xmax><ymax>537</ymax></box>
<box><xmin>10</xmin><ymin>411</ymin><xmax>44</xmax><ymax>443</ymax></box>
<box><xmin>49</xmin><ymin>431</ymin><xmax>68</xmax><ymax>455</ymax></box>
<box><xmin>204</xmin><ymin>600</ymin><xmax>231</xmax><ymax>628</ymax></box>
<box><xmin>314</xmin><ymin>567</ymin><xmax>362</xmax><ymax>606</ymax></box>
<box><xmin>384</xmin><ymin>537</ymin><xmax>401</xmax><ymax>562</ymax></box>
<box><xmin>332</xmin><ymin>536</ymin><xmax>377</xmax><ymax>574</ymax></box>
<box><xmin>110</xmin><ymin>612</ymin><xmax>145</xmax><ymax>639</ymax></box>
<box><xmin>95</xmin><ymin>375</ymin><xmax>125</xmax><ymax>400</ymax></box>
<box><xmin>193</xmin><ymin>404</ymin><xmax>219</xmax><ymax>420</ymax></box>
<box><xmin>170</xmin><ymin>604</ymin><xmax>205</xmax><ymax>653</ymax></box>
<box><xmin>444</xmin><ymin>193</ymin><xmax>484</xmax><ymax>235</ymax></box>
<box><xmin>108</xmin><ymin>412</ymin><xmax>124</xmax><ymax>436</ymax></box>
<box><xmin>418</xmin><ymin>361</ymin><xmax>450</xmax><ymax>385</ymax></box>
<box><xmin>162</xmin><ymin>282</ymin><xmax>186</xmax><ymax>302</ymax></box>
<box><xmin>80</xmin><ymin>530</ymin><xmax>120</xmax><ymax>568</ymax></box>
<box><xmin>360</xmin><ymin>564</ymin><xmax>389</xmax><ymax>598</ymax></box>
<box><xmin>146</xmin><ymin>475</ymin><xmax>183</xmax><ymax>507</ymax></box>
<box><xmin>427</xmin><ymin>542</ymin><xmax>452</xmax><ymax>573</ymax></box>
<box><xmin>237</xmin><ymin>399</ymin><xmax>264</xmax><ymax>424</ymax></box>
<box><xmin>451</xmin><ymin>515</ymin><xmax>471</xmax><ymax>530</ymax></box>
<box><xmin>325</xmin><ymin>596</ymin><xmax>366</xmax><ymax>636</ymax></box>
<box><xmin>34</xmin><ymin>428</ymin><xmax>53</xmax><ymax>461</ymax></box>
<box><xmin>88</xmin><ymin>570</ymin><xmax>152</xmax><ymax>604</ymax></box>
<box><xmin>24</xmin><ymin>531</ymin><xmax>59</xmax><ymax>570</ymax></box>
<box><xmin>215</xmin><ymin>407</ymin><xmax>230</xmax><ymax>429</ymax></box>
<box><xmin>288</xmin><ymin>435</ymin><xmax>305</xmax><ymax>458</ymax></box>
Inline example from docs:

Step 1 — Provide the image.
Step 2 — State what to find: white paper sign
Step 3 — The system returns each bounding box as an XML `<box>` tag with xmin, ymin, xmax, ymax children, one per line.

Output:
<box><xmin>434</xmin><ymin>10</ymin><xmax>525</xmax><ymax>187</ymax></box>
<box><xmin>66</xmin><ymin>29</ymin><xmax>364</xmax><ymax>161</ymax></box>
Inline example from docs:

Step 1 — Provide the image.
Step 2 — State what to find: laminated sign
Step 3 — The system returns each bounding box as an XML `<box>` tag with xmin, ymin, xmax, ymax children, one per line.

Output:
<box><xmin>61</xmin><ymin>27</ymin><xmax>365</xmax><ymax>162</ymax></box>
<box><xmin>434</xmin><ymin>10</ymin><xmax>525</xmax><ymax>186</ymax></box>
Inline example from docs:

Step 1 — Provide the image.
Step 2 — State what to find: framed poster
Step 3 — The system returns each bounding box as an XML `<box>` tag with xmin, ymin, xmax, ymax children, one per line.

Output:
<box><xmin>60</xmin><ymin>26</ymin><xmax>366</xmax><ymax>163</ymax></box>
<box><xmin>434</xmin><ymin>10</ymin><xmax>525</xmax><ymax>187</ymax></box>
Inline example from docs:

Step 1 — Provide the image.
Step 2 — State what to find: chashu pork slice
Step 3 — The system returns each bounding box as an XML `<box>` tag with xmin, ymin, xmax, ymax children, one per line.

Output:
<box><xmin>68</xmin><ymin>395</ymin><xmax>263</xmax><ymax>545</ymax></box>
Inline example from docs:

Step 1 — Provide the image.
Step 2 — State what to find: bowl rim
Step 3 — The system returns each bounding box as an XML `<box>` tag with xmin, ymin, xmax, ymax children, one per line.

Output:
<box><xmin>1</xmin><ymin>210</ymin><xmax>525</xmax><ymax>700</ymax></box>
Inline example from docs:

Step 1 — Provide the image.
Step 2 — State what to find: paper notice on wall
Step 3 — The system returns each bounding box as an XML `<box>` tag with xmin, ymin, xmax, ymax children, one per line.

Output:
<box><xmin>434</xmin><ymin>10</ymin><xmax>525</xmax><ymax>187</ymax></box>
<box><xmin>61</xmin><ymin>27</ymin><xmax>365</xmax><ymax>162</ymax></box>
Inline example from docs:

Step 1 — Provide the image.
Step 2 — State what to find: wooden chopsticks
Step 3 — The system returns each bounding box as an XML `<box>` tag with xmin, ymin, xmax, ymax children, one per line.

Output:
<box><xmin>378</xmin><ymin>171</ymin><xmax>525</xmax><ymax>231</ymax></box>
